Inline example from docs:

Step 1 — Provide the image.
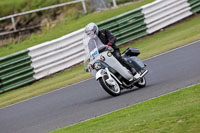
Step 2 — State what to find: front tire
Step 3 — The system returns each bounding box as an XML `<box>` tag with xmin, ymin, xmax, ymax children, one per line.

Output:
<box><xmin>135</xmin><ymin>77</ymin><xmax>146</xmax><ymax>88</ymax></box>
<box><xmin>99</xmin><ymin>75</ymin><xmax>121</xmax><ymax>96</ymax></box>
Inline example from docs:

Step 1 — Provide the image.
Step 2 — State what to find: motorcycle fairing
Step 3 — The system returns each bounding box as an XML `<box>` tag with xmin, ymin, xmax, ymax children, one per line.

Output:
<box><xmin>89</xmin><ymin>51</ymin><xmax>133</xmax><ymax>81</ymax></box>
<box><xmin>83</xmin><ymin>33</ymin><xmax>134</xmax><ymax>81</ymax></box>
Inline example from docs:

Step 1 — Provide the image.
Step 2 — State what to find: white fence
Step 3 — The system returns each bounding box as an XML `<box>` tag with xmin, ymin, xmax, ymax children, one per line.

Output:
<box><xmin>142</xmin><ymin>0</ymin><xmax>192</xmax><ymax>33</ymax></box>
<box><xmin>28</xmin><ymin>28</ymin><xmax>85</xmax><ymax>79</ymax></box>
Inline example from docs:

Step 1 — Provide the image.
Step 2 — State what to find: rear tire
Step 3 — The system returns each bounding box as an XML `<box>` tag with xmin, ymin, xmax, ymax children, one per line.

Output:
<box><xmin>135</xmin><ymin>77</ymin><xmax>146</xmax><ymax>88</ymax></box>
<box><xmin>99</xmin><ymin>75</ymin><xmax>121</xmax><ymax>96</ymax></box>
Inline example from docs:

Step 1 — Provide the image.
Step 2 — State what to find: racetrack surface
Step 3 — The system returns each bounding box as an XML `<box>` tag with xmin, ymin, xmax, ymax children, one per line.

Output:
<box><xmin>0</xmin><ymin>41</ymin><xmax>200</xmax><ymax>133</ymax></box>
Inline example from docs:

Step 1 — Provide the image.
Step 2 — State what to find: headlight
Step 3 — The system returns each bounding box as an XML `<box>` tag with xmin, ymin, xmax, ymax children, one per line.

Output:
<box><xmin>107</xmin><ymin>52</ymin><xmax>112</xmax><ymax>57</ymax></box>
<box><xmin>94</xmin><ymin>62</ymin><xmax>102</xmax><ymax>70</ymax></box>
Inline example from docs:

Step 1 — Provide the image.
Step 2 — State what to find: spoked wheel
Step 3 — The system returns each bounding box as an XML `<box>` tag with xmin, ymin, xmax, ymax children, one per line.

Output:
<box><xmin>99</xmin><ymin>74</ymin><xmax>121</xmax><ymax>96</ymax></box>
<box><xmin>135</xmin><ymin>77</ymin><xmax>146</xmax><ymax>88</ymax></box>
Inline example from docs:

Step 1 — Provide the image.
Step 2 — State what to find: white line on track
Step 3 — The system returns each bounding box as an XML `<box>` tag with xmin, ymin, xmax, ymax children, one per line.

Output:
<box><xmin>0</xmin><ymin>40</ymin><xmax>199</xmax><ymax>110</ymax></box>
<box><xmin>0</xmin><ymin>78</ymin><xmax>93</xmax><ymax>110</ymax></box>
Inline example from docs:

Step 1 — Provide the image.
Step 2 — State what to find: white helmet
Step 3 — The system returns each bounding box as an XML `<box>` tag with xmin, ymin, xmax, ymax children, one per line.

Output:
<box><xmin>85</xmin><ymin>22</ymin><xmax>99</xmax><ymax>35</ymax></box>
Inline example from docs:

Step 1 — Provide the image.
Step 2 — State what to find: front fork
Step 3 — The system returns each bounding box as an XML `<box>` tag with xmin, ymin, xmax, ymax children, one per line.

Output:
<box><xmin>96</xmin><ymin>68</ymin><xmax>122</xmax><ymax>86</ymax></box>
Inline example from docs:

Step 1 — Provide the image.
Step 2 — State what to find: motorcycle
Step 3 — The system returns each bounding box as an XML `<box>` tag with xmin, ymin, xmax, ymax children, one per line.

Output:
<box><xmin>83</xmin><ymin>33</ymin><xmax>148</xmax><ymax>96</ymax></box>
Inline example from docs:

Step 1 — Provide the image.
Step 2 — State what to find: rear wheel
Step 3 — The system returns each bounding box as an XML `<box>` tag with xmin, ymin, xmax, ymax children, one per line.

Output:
<box><xmin>135</xmin><ymin>77</ymin><xmax>146</xmax><ymax>88</ymax></box>
<box><xmin>99</xmin><ymin>75</ymin><xmax>121</xmax><ymax>96</ymax></box>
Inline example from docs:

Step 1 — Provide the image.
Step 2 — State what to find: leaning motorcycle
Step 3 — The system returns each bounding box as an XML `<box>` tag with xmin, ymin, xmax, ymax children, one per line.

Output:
<box><xmin>83</xmin><ymin>34</ymin><xmax>148</xmax><ymax>96</ymax></box>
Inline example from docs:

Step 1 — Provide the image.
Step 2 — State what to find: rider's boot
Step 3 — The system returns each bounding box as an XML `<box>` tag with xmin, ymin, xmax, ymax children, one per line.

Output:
<box><xmin>121</xmin><ymin>59</ymin><xmax>141</xmax><ymax>80</ymax></box>
<box><xmin>130</xmin><ymin>67</ymin><xmax>140</xmax><ymax>80</ymax></box>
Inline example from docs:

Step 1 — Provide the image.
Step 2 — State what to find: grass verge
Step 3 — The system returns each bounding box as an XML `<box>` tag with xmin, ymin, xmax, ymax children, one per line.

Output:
<box><xmin>0</xmin><ymin>13</ymin><xmax>200</xmax><ymax>108</ymax></box>
<box><xmin>51</xmin><ymin>84</ymin><xmax>200</xmax><ymax>133</ymax></box>
<box><xmin>0</xmin><ymin>0</ymin><xmax>81</xmax><ymax>17</ymax></box>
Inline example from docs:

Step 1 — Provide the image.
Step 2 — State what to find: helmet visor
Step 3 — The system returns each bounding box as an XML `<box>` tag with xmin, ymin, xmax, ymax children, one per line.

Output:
<box><xmin>85</xmin><ymin>30</ymin><xmax>95</xmax><ymax>36</ymax></box>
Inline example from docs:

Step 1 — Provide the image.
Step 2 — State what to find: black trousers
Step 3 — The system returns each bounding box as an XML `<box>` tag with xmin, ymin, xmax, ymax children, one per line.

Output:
<box><xmin>112</xmin><ymin>49</ymin><xmax>136</xmax><ymax>74</ymax></box>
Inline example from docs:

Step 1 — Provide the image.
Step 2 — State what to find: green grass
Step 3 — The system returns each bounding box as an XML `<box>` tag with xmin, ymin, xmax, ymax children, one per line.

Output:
<box><xmin>0</xmin><ymin>13</ymin><xmax>199</xmax><ymax>108</ymax></box>
<box><xmin>0</xmin><ymin>0</ymin><xmax>139</xmax><ymax>17</ymax></box>
<box><xmin>51</xmin><ymin>84</ymin><xmax>200</xmax><ymax>133</ymax></box>
<box><xmin>0</xmin><ymin>0</ymin><xmax>154</xmax><ymax>57</ymax></box>
<box><xmin>0</xmin><ymin>0</ymin><xmax>79</xmax><ymax>17</ymax></box>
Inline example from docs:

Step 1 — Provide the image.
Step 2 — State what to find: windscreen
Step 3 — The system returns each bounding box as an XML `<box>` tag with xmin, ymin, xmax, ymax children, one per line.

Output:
<box><xmin>83</xmin><ymin>34</ymin><xmax>106</xmax><ymax>62</ymax></box>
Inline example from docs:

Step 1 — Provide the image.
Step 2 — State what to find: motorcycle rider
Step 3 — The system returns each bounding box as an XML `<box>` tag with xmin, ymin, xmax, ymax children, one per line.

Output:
<box><xmin>84</xmin><ymin>22</ymin><xmax>140</xmax><ymax>79</ymax></box>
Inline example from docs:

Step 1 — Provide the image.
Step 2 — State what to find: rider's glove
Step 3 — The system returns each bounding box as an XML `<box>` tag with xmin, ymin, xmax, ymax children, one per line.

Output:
<box><xmin>107</xmin><ymin>46</ymin><xmax>114</xmax><ymax>52</ymax></box>
<box><xmin>107</xmin><ymin>42</ymin><xmax>112</xmax><ymax>46</ymax></box>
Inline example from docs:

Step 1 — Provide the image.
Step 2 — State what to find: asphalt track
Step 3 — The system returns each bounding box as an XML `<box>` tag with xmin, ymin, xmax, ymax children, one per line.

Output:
<box><xmin>0</xmin><ymin>41</ymin><xmax>200</xmax><ymax>133</ymax></box>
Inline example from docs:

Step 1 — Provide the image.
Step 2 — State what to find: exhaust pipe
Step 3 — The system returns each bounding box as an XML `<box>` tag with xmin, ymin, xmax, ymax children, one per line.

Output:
<box><xmin>139</xmin><ymin>70</ymin><xmax>148</xmax><ymax>78</ymax></box>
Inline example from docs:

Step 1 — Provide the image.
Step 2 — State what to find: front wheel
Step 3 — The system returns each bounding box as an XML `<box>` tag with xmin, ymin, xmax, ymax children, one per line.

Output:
<box><xmin>99</xmin><ymin>75</ymin><xmax>121</xmax><ymax>96</ymax></box>
<box><xmin>135</xmin><ymin>77</ymin><xmax>146</xmax><ymax>88</ymax></box>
